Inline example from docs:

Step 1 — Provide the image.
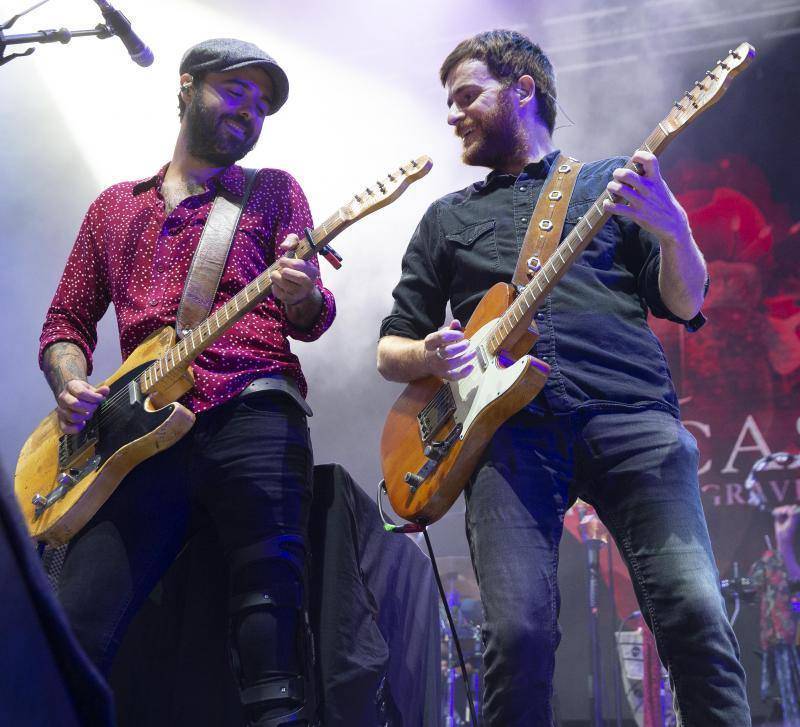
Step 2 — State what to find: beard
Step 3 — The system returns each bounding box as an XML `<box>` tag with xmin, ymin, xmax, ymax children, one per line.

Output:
<box><xmin>460</xmin><ymin>90</ymin><xmax>529</xmax><ymax>170</ymax></box>
<box><xmin>184</xmin><ymin>93</ymin><xmax>258</xmax><ymax>167</ymax></box>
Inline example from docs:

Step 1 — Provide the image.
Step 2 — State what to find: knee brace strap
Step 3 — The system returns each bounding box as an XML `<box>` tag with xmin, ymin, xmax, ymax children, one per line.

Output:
<box><xmin>230</xmin><ymin>582</ymin><xmax>303</xmax><ymax>616</ymax></box>
<box><xmin>231</xmin><ymin>534</ymin><xmax>306</xmax><ymax>577</ymax></box>
<box><xmin>241</xmin><ymin>675</ymin><xmax>305</xmax><ymax>707</ymax></box>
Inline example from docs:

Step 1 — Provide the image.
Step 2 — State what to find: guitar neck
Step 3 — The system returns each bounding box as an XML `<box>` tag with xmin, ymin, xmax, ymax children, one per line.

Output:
<box><xmin>486</xmin><ymin>125</ymin><xmax>671</xmax><ymax>355</ymax></box>
<box><xmin>486</xmin><ymin>42</ymin><xmax>756</xmax><ymax>355</ymax></box>
<box><xmin>135</xmin><ymin>154</ymin><xmax>435</xmax><ymax>395</ymax></box>
<box><xmin>138</xmin><ymin>211</ymin><xmax>348</xmax><ymax>395</ymax></box>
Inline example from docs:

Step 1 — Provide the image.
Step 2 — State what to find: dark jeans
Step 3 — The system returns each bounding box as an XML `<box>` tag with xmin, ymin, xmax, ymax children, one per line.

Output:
<box><xmin>58</xmin><ymin>392</ymin><xmax>313</xmax><ymax>676</ymax></box>
<box><xmin>465</xmin><ymin>406</ymin><xmax>750</xmax><ymax>727</ymax></box>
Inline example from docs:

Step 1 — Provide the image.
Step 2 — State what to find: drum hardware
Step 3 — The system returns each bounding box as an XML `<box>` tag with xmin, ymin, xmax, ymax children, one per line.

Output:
<box><xmin>439</xmin><ymin>563</ymin><xmax>483</xmax><ymax>726</ymax></box>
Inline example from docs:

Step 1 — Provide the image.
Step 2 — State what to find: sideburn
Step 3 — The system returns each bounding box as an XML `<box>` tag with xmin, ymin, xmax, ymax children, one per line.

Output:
<box><xmin>464</xmin><ymin>90</ymin><xmax>530</xmax><ymax>171</ymax></box>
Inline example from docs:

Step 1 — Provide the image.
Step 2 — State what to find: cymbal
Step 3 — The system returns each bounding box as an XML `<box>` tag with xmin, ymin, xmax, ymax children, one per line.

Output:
<box><xmin>437</xmin><ymin>556</ymin><xmax>480</xmax><ymax>600</ymax></box>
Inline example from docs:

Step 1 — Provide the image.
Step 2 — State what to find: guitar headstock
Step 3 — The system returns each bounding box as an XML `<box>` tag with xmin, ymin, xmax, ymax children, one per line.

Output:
<box><xmin>663</xmin><ymin>42</ymin><xmax>755</xmax><ymax>135</ymax></box>
<box><xmin>340</xmin><ymin>155</ymin><xmax>433</xmax><ymax>222</ymax></box>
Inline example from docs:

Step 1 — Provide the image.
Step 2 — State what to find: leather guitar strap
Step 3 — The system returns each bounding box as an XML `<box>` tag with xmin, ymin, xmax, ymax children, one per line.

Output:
<box><xmin>176</xmin><ymin>167</ymin><xmax>258</xmax><ymax>339</ymax></box>
<box><xmin>512</xmin><ymin>154</ymin><xmax>584</xmax><ymax>288</ymax></box>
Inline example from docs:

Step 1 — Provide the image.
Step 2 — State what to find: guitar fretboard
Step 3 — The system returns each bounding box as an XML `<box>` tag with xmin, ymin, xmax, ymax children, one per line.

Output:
<box><xmin>132</xmin><ymin>154</ymin><xmax>434</xmax><ymax>395</ymax></box>
<box><xmin>484</xmin><ymin>41</ymin><xmax>756</xmax><ymax>353</ymax></box>
<box><xmin>137</xmin><ymin>210</ymin><xmax>346</xmax><ymax>395</ymax></box>
<box><xmin>485</xmin><ymin>125</ymin><xmax>670</xmax><ymax>355</ymax></box>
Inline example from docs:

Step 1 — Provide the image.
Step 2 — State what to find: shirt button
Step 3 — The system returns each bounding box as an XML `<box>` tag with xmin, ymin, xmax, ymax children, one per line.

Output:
<box><xmin>156</xmin><ymin>264</ymin><xmax>165</xmax><ymax>273</ymax></box>
<box><xmin>149</xmin><ymin>299</ymin><xmax>158</xmax><ymax>307</ymax></box>
<box><xmin>520</xmin><ymin>186</ymin><xmax>527</xmax><ymax>192</ymax></box>
<box><xmin>521</xmin><ymin>217</ymin><xmax>527</xmax><ymax>223</ymax></box>
<box><xmin>536</xmin><ymin>312</ymin><xmax>545</xmax><ymax>320</ymax></box>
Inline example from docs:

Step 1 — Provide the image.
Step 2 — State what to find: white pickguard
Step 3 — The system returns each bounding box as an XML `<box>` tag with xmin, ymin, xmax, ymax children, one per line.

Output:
<box><xmin>450</xmin><ymin>317</ymin><xmax>533</xmax><ymax>439</ymax></box>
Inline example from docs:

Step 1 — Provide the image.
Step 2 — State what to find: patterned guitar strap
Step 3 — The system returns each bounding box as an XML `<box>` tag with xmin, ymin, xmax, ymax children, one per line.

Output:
<box><xmin>511</xmin><ymin>154</ymin><xmax>584</xmax><ymax>289</ymax></box>
<box><xmin>176</xmin><ymin>167</ymin><xmax>258</xmax><ymax>339</ymax></box>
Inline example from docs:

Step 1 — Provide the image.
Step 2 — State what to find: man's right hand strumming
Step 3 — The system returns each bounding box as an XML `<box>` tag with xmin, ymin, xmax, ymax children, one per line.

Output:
<box><xmin>377</xmin><ymin>320</ymin><xmax>476</xmax><ymax>383</ymax></box>
<box><xmin>42</xmin><ymin>341</ymin><xmax>109</xmax><ymax>434</ymax></box>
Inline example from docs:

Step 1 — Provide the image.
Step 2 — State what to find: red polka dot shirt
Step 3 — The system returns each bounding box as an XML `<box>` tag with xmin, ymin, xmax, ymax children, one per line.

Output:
<box><xmin>39</xmin><ymin>164</ymin><xmax>336</xmax><ymax>413</ymax></box>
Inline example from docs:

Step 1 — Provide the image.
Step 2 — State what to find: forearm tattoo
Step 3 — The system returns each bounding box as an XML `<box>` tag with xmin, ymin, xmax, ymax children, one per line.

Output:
<box><xmin>43</xmin><ymin>342</ymin><xmax>88</xmax><ymax>398</ymax></box>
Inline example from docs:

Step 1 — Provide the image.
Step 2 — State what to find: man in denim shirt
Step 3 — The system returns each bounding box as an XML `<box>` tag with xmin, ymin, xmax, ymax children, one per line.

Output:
<box><xmin>378</xmin><ymin>30</ymin><xmax>750</xmax><ymax>726</ymax></box>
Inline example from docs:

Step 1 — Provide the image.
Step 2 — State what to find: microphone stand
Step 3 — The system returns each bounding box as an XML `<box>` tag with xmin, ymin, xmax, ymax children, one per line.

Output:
<box><xmin>1</xmin><ymin>0</ymin><xmax>115</xmax><ymax>68</ymax></box>
<box><xmin>578</xmin><ymin>504</ymin><xmax>608</xmax><ymax>727</ymax></box>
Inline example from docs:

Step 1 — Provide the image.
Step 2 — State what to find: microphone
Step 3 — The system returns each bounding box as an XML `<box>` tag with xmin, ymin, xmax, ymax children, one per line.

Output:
<box><xmin>93</xmin><ymin>0</ymin><xmax>154</xmax><ymax>67</ymax></box>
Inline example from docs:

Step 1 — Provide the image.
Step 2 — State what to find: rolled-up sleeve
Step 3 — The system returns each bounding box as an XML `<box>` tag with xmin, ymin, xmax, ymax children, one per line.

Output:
<box><xmin>618</xmin><ymin>216</ymin><xmax>708</xmax><ymax>333</ymax></box>
<box><xmin>39</xmin><ymin>197</ymin><xmax>112</xmax><ymax>374</ymax></box>
<box><xmin>380</xmin><ymin>202</ymin><xmax>448</xmax><ymax>341</ymax></box>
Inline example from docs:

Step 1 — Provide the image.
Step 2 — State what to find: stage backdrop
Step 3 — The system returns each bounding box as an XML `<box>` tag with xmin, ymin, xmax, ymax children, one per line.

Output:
<box><xmin>1</xmin><ymin>0</ymin><xmax>798</xmax><ymax>724</ymax></box>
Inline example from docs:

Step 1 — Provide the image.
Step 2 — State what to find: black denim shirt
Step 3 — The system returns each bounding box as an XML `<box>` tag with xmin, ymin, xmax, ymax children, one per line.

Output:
<box><xmin>380</xmin><ymin>150</ymin><xmax>706</xmax><ymax>417</ymax></box>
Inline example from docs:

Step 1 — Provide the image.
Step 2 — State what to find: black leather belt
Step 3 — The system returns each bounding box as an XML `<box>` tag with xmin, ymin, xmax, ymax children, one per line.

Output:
<box><xmin>237</xmin><ymin>374</ymin><xmax>313</xmax><ymax>416</ymax></box>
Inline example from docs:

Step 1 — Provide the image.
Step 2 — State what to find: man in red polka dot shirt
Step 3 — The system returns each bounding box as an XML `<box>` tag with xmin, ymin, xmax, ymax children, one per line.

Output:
<box><xmin>39</xmin><ymin>38</ymin><xmax>333</xmax><ymax>727</ymax></box>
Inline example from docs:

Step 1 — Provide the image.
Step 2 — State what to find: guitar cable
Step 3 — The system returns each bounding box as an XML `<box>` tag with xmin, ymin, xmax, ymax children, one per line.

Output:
<box><xmin>377</xmin><ymin>480</ymin><xmax>480</xmax><ymax>725</ymax></box>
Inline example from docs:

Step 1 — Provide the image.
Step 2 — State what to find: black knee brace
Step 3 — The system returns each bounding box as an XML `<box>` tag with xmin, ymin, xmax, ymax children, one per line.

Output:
<box><xmin>228</xmin><ymin>534</ymin><xmax>318</xmax><ymax>727</ymax></box>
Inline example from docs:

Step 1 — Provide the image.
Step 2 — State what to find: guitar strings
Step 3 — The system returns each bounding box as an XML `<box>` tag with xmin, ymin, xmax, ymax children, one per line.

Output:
<box><xmin>66</xmin><ymin>162</ymin><xmax>416</xmax><ymax>441</ymax></box>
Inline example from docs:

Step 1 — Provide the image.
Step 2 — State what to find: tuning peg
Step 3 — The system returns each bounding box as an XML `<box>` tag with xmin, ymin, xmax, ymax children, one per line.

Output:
<box><xmin>399</xmin><ymin>166</ymin><xmax>407</xmax><ymax>175</ymax></box>
<box><xmin>731</xmin><ymin>49</ymin><xmax>741</xmax><ymax>59</ymax></box>
<box><xmin>721</xmin><ymin>62</ymin><xmax>730</xmax><ymax>70</ymax></box>
<box><xmin>410</xmin><ymin>159</ymin><xmax>418</xmax><ymax>167</ymax></box>
<box><xmin>377</xmin><ymin>181</ymin><xmax>386</xmax><ymax>194</ymax></box>
<box><xmin>354</xmin><ymin>193</ymin><xmax>362</xmax><ymax>203</ymax></box>
<box><xmin>366</xmin><ymin>187</ymin><xmax>374</xmax><ymax>195</ymax></box>
<box><xmin>673</xmin><ymin>100</ymin><xmax>683</xmax><ymax>110</ymax></box>
<box><xmin>706</xmin><ymin>71</ymin><xmax>718</xmax><ymax>80</ymax></box>
<box><xmin>388</xmin><ymin>173</ymin><xmax>396</xmax><ymax>181</ymax></box>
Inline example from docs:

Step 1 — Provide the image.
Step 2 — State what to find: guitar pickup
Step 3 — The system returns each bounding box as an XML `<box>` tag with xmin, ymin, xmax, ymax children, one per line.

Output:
<box><xmin>129</xmin><ymin>379</ymin><xmax>142</xmax><ymax>405</ymax></box>
<box><xmin>58</xmin><ymin>421</ymin><xmax>99</xmax><ymax>470</ymax></box>
<box><xmin>417</xmin><ymin>384</ymin><xmax>456</xmax><ymax>443</ymax></box>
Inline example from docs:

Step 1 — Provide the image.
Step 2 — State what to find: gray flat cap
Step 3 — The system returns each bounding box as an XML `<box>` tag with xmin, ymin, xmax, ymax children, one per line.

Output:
<box><xmin>180</xmin><ymin>38</ymin><xmax>289</xmax><ymax>115</ymax></box>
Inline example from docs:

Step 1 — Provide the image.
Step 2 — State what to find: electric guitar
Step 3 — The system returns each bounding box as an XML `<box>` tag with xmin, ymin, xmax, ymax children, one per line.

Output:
<box><xmin>16</xmin><ymin>156</ymin><xmax>433</xmax><ymax>545</ymax></box>
<box><xmin>381</xmin><ymin>43</ymin><xmax>755</xmax><ymax>525</ymax></box>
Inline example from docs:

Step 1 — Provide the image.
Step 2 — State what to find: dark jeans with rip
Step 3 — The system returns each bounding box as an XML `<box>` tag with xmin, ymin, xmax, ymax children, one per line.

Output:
<box><xmin>465</xmin><ymin>406</ymin><xmax>751</xmax><ymax>727</ymax></box>
<box><xmin>57</xmin><ymin>393</ymin><xmax>313</xmax><ymax>696</ymax></box>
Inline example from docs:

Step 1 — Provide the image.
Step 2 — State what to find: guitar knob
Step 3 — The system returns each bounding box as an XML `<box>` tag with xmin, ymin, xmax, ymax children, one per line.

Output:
<box><xmin>57</xmin><ymin>471</ymin><xmax>76</xmax><ymax>487</ymax></box>
<box><xmin>32</xmin><ymin>494</ymin><xmax>47</xmax><ymax>508</ymax></box>
<box><xmin>404</xmin><ymin>472</ymin><xmax>424</xmax><ymax>491</ymax></box>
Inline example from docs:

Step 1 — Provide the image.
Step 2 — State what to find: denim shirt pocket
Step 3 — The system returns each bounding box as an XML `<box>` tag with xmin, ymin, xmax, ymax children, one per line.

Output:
<box><xmin>443</xmin><ymin>218</ymin><xmax>500</xmax><ymax>282</ymax></box>
<box><xmin>445</xmin><ymin>218</ymin><xmax>496</xmax><ymax>247</ymax></box>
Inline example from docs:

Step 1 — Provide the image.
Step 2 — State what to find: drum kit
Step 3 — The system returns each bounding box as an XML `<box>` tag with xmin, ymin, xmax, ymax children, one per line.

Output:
<box><xmin>437</xmin><ymin>556</ymin><xmax>484</xmax><ymax>726</ymax></box>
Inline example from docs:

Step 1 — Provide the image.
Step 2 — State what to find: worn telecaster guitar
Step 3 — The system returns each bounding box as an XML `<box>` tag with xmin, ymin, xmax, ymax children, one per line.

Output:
<box><xmin>382</xmin><ymin>43</ymin><xmax>755</xmax><ymax>525</ymax></box>
<box><xmin>17</xmin><ymin>156</ymin><xmax>433</xmax><ymax>545</ymax></box>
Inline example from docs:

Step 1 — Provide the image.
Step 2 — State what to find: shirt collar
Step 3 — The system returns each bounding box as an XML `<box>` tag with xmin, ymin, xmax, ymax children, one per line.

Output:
<box><xmin>131</xmin><ymin>163</ymin><xmax>247</xmax><ymax>198</ymax></box>
<box><xmin>473</xmin><ymin>149</ymin><xmax>562</xmax><ymax>193</ymax></box>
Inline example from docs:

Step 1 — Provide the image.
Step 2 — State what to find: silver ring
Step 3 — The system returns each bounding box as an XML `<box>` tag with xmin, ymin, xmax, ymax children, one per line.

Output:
<box><xmin>435</xmin><ymin>348</ymin><xmax>447</xmax><ymax>360</ymax></box>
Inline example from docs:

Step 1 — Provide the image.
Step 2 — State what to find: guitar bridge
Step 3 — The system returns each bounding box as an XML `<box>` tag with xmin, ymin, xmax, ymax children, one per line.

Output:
<box><xmin>417</xmin><ymin>384</ymin><xmax>456</xmax><ymax>443</ymax></box>
<box><xmin>32</xmin><ymin>455</ymin><xmax>101</xmax><ymax>520</ymax></box>
<box><xmin>58</xmin><ymin>419</ymin><xmax>99</xmax><ymax>470</ymax></box>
